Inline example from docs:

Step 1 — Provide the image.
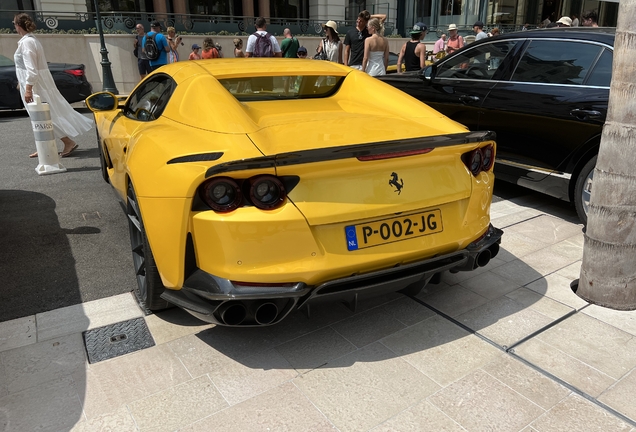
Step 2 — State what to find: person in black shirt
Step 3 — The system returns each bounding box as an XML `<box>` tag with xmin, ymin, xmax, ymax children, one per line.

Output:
<box><xmin>344</xmin><ymin>10</ymin><xmax>386</xmax><ymax>69</ymax></box>
<box><xmin>397</xmin><ymin>22</ymin><xmax>427</xmax><ymax>73</ymax></box>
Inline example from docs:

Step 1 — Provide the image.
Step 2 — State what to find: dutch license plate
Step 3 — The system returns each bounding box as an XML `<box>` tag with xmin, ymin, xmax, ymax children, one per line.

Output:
<box><xmin>345</xmin><ymin>209</ymin><xmax>443</xmax><ymax>251</ymax></box>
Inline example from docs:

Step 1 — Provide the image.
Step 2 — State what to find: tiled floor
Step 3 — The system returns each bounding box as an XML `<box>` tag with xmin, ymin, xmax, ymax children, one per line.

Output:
<box><xmin>1</xmin><ymin>197</ymin><xmax>636</xmax><ymax>432</ymax></box>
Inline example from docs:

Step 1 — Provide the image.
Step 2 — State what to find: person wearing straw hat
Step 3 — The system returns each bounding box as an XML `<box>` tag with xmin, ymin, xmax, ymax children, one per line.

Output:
<box><xmin>446</xmin><ymin>23</ymin><xmax>464</xmax><ymax>54</ymax></box>
<box><xmin>316</xmin><ymin>20</ymin><xmax>343</xmax><ymax>63</ymax></box>
<box><xmin>556</xmin><ymin>16</ymin><xmax>572</xmax><ymax>27</ymax></box>
<box><xmin>397</xmin><ymin>22</ymin><xmax>428</xmax><ymax>72</ymax></box>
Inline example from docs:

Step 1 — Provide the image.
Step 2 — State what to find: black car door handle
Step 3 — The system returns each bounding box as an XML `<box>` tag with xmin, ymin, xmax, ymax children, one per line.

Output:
<box><xmin>459</xmin><ymin>95</ymin><xmax>480</xmax><ymax>104</ymax></box>
<box><xmin>570</xmin><ymin>109</ymin><xmax>602</xmax><ymax>120</ymax></box>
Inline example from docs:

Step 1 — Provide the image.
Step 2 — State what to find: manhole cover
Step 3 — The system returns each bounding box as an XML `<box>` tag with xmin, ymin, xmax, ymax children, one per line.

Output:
<box><xmin>83</xmin><ymin>317</ymin><xmax>155</xmax><ymax>364</ymax></box>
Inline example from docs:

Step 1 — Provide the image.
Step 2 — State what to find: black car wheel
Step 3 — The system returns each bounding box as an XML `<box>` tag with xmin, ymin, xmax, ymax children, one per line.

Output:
<box><xmin>96</xmin><ymin>129</ymin><xmax>109</xmax><ymax>183</ymax></box>
<box><xmin>127</xmin><ymin>182</ymin><xmax>170</xmax><ymax>312</ymax></box>
<box><xmin>574</xmin><ymin>156</ymin><xmax>596</xmax><ymax>225</ymax></box>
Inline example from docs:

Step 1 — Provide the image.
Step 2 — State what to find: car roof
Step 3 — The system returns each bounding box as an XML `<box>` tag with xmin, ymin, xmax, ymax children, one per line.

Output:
<box><xmin>482</xmin><ymin>26</ymin><xmax>615</xmax><ymax>46</ymax></box>
<box><xmin>166</xmin><ymin>58</ymin><xmax>352</xmax><ymax>81</ymax></box>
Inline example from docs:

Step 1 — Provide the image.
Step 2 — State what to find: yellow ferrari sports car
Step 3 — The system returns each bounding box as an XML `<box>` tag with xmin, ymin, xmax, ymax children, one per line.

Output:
<box><xmin>86</xmin><ymin>59</ymin><xmax>502</xmax><ymax>327</ymax></box>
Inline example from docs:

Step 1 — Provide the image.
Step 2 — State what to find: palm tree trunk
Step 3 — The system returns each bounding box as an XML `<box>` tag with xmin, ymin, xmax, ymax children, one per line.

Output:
<box><xmin>576</xmin><ymin>0</ymin><xmax>636</xmax><ymax>309</ymax></box>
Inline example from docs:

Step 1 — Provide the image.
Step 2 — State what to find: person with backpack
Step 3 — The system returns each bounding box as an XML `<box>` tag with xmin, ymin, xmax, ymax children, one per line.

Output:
<box><xmin>142</xmin><ymin>21</ymin><xmax>170</xmax><ymax>71</ymax></box>
<box><xmin>245</xmin><ymin>17</ymin><xmax>282</xmax><ymax>58</ymax></box>
<box><xmin>280</xmin><ymin>28</ymin><xmax>300</xmax><ymax>58</ymax></box>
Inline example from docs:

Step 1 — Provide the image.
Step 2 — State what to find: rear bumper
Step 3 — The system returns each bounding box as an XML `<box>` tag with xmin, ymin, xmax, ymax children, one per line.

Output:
<box><xmin>161</xmin><ymin>224</ymin><xmax>503</xmax><ymax>326</ymax></box>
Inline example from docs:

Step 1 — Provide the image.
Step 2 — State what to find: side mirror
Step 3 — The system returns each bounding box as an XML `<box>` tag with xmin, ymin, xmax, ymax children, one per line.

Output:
<box><xmin>419</xmin><ymin>65</ymin><xmax>434</xmax><ymax>85</ymax></box>
<box><xmin>85</xmin><ymin>92</ymin><xmax>118</xmax><ymax>111</ymax></box>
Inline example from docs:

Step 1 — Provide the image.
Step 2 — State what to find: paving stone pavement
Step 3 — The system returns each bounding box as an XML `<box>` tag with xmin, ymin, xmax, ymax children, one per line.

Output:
<box><xmin>1</xmin><ymin>196</ymin><xmax>636</xmax><ymax>432</ymax></box>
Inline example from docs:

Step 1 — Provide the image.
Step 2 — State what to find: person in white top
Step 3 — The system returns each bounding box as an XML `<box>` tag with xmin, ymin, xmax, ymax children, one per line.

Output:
<box><xmin>316</xmin><ymin>20</ymin><xmax>343</xmax><ymax>63</ymax></box>
<box><xmin>245</xmin><ymin>17</ymin><xmax>282</xmax><ymax>57</ymax></box>
<box><xmin>362</xmin><ymin>18</ymin><xmax>389</xmax><ymax>77</ymax></box>
<box><xmin>13</xmin><ymin>13</ymin><xmax>93</xmax><ymax>158</ymax></box>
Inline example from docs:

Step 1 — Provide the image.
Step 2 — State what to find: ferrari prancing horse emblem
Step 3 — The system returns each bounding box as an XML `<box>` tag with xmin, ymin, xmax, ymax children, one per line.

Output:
<box><xmin>389</xmin><ymin>172</ymin><xmax>404</xmax><ymax>195</ymax></box>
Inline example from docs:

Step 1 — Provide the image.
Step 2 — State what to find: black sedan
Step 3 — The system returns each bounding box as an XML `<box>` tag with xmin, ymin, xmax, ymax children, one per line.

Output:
<box><xmin>0</xmin><ymin>54</ymin><xmax>93</xmax><ymax>110</ymax></box>
<box><xmin>380</xmin><ymin>27</ymin><xmax>614</xmax><ymax>224</ymax></box>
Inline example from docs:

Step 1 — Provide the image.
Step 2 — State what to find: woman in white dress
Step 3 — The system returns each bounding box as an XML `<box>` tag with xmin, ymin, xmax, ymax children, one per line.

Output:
<box><xmin>362</xmin><ymin>18</ymin><xmax>389</xmax><ymax>76</ymax></box>
<box><xmin>13</xmin><ymin>13</ymin><xmax>93</xmax><ymax>158</ymax></box>
<box><xmin>316</xmin><ymin>20</ymin><xmax>343</xmax><ymax>64</ymax></box>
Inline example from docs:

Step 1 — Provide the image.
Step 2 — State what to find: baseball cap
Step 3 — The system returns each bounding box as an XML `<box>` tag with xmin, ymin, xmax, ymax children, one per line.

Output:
<box><xmin>473</xmin><ymin>20</ymin><xmax>484</xmax><ymax>27</ymax></box>
<box><xmin>410</xmin><ymin>22</ymin><xmax>427</xmax><ymax>35</ymax></box>
<box><xmin>192</xmin><ymin>43</ymin><xmax>201</xmax><ymax>50</ymax></box>
<box><xmin>297</xmin><ymin>46</ymin><xmax>307</xmax><ymax>53</ymax></box>
<box><xmin>556</xmin><ymin>16</ymin><xmax>572</xmax><ymax>26</ymax></box>
<box><xmin>323</xmin><ymin>20</ymin><xmax>338</xmax><ymax>32</ymax></box>
<box><xmin>150</xmin><ymin>21</ymin><xmax>161</xmax><ymax>28</ymax></box>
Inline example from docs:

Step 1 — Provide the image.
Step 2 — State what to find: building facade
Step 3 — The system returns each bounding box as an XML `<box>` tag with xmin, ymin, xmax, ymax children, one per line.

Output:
<box><xmin>1</xmin><ymin>0</ymin><xmax>618</xmax><ymax>36</ymax></box>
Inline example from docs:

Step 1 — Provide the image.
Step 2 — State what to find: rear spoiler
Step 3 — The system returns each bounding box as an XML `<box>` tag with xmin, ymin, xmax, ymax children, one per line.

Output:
<box><xmin>199</xmin><ymin>130</ymin><xmax>496</xmax><ymax>178</ymax></box>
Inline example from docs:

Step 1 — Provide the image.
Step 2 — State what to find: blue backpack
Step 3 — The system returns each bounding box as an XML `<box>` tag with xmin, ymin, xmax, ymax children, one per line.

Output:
<box><xmin>252</xmin><ymin>32</ymin><xmax>274</xmax><ymax>57</ymax></box>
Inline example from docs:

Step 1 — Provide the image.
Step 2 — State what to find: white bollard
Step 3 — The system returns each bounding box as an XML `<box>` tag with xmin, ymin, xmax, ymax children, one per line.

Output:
<box><xmin>28</xmin><ymin>94</ymin><xmax>66</xmax><ymax>176</ymax></box>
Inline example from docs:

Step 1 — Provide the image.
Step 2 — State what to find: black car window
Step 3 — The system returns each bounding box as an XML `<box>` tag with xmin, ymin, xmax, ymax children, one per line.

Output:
<box><xmin>585</xmin><ymin>48</ymin><xmax>613</xmax><ymax>87</ymax></box>
<box><xmin>125</xmin><ymin>74</ymin><xmax>176</xmax><ymax>121</ymax></box>
<box><xmin>511</xmin><ymin>40</ymin><xmax>603</xmax><ymax>85</ymax></box>
<box><xmin>436</xmin><ymin>41</ymin><xmax>518</xmax><ymax>80</ymax></box>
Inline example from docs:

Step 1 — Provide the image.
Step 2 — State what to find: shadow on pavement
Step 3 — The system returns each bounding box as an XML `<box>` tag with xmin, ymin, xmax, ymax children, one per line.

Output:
<box><xmin>0</xmin><ymin>189</ymin><xmax>99</xmax><ymax>321</ymax></box>
<box><xmin>173</xmin><ymin>248</ymin><xmax>551</xmax><ymax>370</ymax></box>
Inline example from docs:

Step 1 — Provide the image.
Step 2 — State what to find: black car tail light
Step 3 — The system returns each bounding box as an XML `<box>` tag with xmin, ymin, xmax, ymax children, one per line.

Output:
<box><xmin>249</xmin><ymin>175</ymin><xmax>286</xmax><ymax>210</ymax></box>
<box><xmin>200</xmin><ymin>177</ymin><xmax>242</xmax><ymax>212</ymax></box>
<box><xmin>462</xmin><ymin>145</ymin><xmax>495</xmax><ymax>177</ymax></box>
<box><xmin>64</xmin><ymin>69</ymin><xmax>84</xmax><ymax>76</ymax></box>
<box><xmin>468</xmin><ymin>149</ymin><xmax>483</xmax><ymax>176</ymax></box>
<box><xmin>481</xmin><ymin>145</ymin><xmax>495</xmax><ymax>171</ymax></box>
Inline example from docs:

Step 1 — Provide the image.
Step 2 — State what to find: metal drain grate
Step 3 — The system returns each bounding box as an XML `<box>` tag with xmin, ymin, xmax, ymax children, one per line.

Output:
<box><xmin>83</xmin><ymin>317</ymin><xmax>155</xmax><ymax>364</ymax></box>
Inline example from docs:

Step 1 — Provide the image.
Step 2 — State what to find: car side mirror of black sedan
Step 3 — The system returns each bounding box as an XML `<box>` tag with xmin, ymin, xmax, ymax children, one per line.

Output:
<box><xmin>418</xmin><ymin>65</ymin><xmax>434</xmax><ymax>85</ymax></box>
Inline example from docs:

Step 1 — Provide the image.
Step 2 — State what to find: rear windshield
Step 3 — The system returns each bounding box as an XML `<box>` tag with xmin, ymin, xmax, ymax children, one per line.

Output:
<box><xmin>217</xmin><ymin>75</ymin><xmax>344</xmax><ymax>101</ymax></box>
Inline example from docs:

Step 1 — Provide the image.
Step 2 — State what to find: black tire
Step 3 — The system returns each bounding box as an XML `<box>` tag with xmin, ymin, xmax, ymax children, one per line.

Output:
<box><xmin>96</xmin><ymin>129</ymin><xmax>109</xmax><ymax>183</ymax></box>
<box><xmin>574</xmin><ymin>155</ymin><xmax>597</xmax><ymax>226</ymax></box>
<box><xmin>127</xmin><ymin>182</ymin><xmax>170</xmax><ymax>312</ymax></box>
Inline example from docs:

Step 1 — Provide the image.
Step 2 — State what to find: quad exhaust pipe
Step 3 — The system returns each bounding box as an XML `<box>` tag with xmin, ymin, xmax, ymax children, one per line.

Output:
<box><xmin>474</xmin><ymin>243</ymin><xmax>500</xmax><ymax>269</ymax></box>
<box><xmin>219</xmin><ymin>303</ymin><xmax>247</xmax><ymax>326</ymax></box>
<box><xmin>217</xmin><ymin>301</ymin><xmax>280</xmax><ymax>326</ymax></box>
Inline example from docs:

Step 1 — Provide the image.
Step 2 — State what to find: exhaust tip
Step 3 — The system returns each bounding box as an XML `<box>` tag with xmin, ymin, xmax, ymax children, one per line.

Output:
<box><xmin>489</xmin><ymin>243</ymin><xmax>500</xmax><ymax>259</ymax></box>
<box><xmin>220</xmin><ymin>303</ymin><xmax>247</xmax><ymax>326</ymax></box>
<box><xmin>476</xmin><ymin>249</ymin><xmax>492</xmax><ymax>268</ymax></box>
<box><xmin>254</xmin><ymin>302</ymin><xmax>279</xmax><ymax>325</ymax></box>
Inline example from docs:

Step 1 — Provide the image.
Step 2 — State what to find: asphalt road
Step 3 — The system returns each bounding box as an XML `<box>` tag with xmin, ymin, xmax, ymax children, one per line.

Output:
<box><xmin>0</xmin><ymin>109</ymin><xmax>135</xmax><ymax>322</ymax></box>
<box><xmin>0</xmin><ymin>108</ymin><xmax>577</xmax><ymax>323</ymax></box>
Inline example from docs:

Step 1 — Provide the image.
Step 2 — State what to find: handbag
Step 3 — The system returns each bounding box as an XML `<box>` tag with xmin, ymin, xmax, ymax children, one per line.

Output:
<box><xmin>313</xmin><ymin>39</ymin><xmax>329</xmax><ymax>60</ymax></box>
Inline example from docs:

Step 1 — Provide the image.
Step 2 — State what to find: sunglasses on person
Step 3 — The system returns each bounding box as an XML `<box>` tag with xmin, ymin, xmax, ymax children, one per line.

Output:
<box><xmin>298</xmin><ymin>52</ymin><xmax>307</xmax><ymax>57</ymax></box>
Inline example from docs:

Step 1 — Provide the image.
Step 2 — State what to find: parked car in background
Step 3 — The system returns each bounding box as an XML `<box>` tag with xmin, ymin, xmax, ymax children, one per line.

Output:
<box><xmin>386</xmin><ymin>52</ymin><xmax>404</xmax><ymax>73</ymax></box>
<box><xmin>86</xmin><ymin>60</ymin><xmax>502</xmax><ymax>327</ymax></box>
<box><xmin>380</xmin><ymin>27</ymin><xmax>614</xmax><ymax>224</ymax></box>
<box><xmin>0</xmin><ymin>54</ymin><xmax>93</xmax><ymax>110</ymax></box>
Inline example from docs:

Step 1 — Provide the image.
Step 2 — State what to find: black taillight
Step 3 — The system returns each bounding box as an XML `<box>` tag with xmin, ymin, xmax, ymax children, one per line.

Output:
<box><xmin>463</xmin><ymin>145</ymin><xmax>495</xmax><ymax>177</ymax></box>
<box><xmin>481</xmin><ymin>144</ymin><xmax>494</xmax><ymax>171</ymax></box>
<box><xmin>249</xmin><ymin>175</ymin><xmax>286</xmax><ymax>210</ymax></box>
<box><xmin>469</xmin><ymin>149</ymin><xmax>483</xmax><ymax>176</ymax></box>
<box><xmin>200</xmin><ymin>177</ymin><xmax>242</xmax><ymax>212</ymax></box>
